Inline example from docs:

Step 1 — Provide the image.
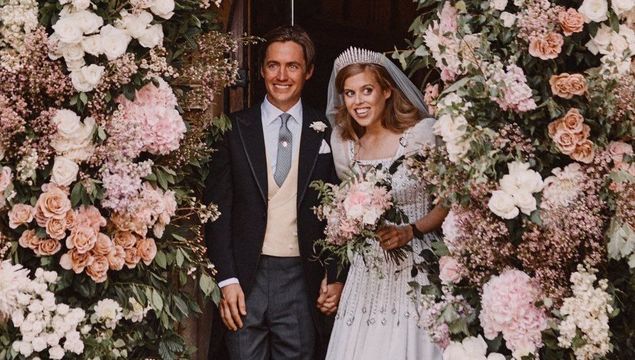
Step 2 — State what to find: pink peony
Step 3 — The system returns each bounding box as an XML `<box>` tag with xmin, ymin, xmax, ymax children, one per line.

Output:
<box><xmin>480</xmin><ymin>269</ymin><xmax>548</xmax><ymax>357</ymax></box>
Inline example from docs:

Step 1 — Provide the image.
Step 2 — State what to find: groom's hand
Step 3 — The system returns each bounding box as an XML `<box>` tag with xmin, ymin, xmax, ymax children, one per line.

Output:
<box><xmin>317</xmin><ymin>276</ymin><xmax>343</xmax><ymax>316</ymax></box>
<box><xmin>220</xmin><ymin>284</ymin><xmax>247</xmax><ymax>331</ymax></box>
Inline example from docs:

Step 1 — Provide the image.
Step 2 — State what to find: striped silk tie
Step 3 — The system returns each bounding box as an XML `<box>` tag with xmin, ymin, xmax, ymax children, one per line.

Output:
<box><xmin>274</xmin><ymin>113</ymin><xmax>292</xmax><ymax>186</ymax></box>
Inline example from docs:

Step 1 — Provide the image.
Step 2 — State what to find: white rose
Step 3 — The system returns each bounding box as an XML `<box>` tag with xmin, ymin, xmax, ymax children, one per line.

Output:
<box><xmin>70</xmin><ymin>10</ymin><xmax>104</xmax><ymax>34</ymax></box>
<box><xmin>31</xmin><ymin>337</ymin><xmax>47</xmax><ymax>352</ymax></box>
<box><xmin>47</xmin><ymin>33</ymin><xmax>64</xmax><ymax>60</ymax></box>
<box><xmin>66</xmin><ymin>58</ymin><xmax>86</xmax><ymax>71</ymax></box>
<box><xmin>487</xmin><ymin>353</ymin><xmax>506</xmax><ymax>360</ymax></box>
<box><xmin>51</xmin><ymin>157</ymin><xmax>79</xmax><ymax>187</ymax></box>
<box><xmin>71</xmin><ymin>0</ymin><xmax>91</xmax><ymax>10</ymax></box>
<box><xmin>119</xmin><ymin>10</ymin><xmax>153</xmax><ymax>39</ymax></box>
<box><xmin>488</xmin><ymin>190</ymin><xmax>519</xmax><ymax>219</ymax></box>
<box><xmin>53</xmin><ymin>109</ymin><xmax>82</xmax><ymax>136</ymax></box>
<box><xmin>443</xmin><ymin>342</ymin><xmax>468</xmax><ymax>360</ymax></box>
<box><xmin>612</xmin><ymin>0</ymin><xmax>635</xmax><ymax>16</ymax></box>
<box><xmin>150</xmin><ymin>0</ymin><xmax>175</xmax><ymax>19</ymax></box>
<box><xmin>500</xmin><ymin>11</ymin><xmax>516</xmax><ymax>27</ymax></box>
<box><xmin>18</xmin><ymin>341</ymin><xmax>34</xmax><ymax>357</ymax></box>
<box><xmin>138</xmin><ymin>24</ymin><xmax>164</xmax><ymax>48</ymax></box>
<box><xmin>579</xmin><ymin>0</ymin><xmax>608</xmax><ymax>22</ymax></box>
<box><xmin>70</xmin><ymin>64</ymin><xmax>104</xmax><ymax>92</ymax></box>
<box><xmin>49</xmin><ymin>345</ymin><xmax>65</xmax><ymax>360</ymax></box>
<box><xmin>512</xmin><ymin>190</ymin><xmax>537</xmax><ymax>215</ymax></box>
<box><xmin>52</xmin><ymin>18</ymin><xmax>83</xmax><ymax>44</ymax></box>
<box><xmin>82</xmin><ymin>35</ymin><xmax>102</xmax><ymax>56</ymax></box>
<box><xmin>586</xmin><ymin>24</ymin><xmax>614</xmax><ymax>54</ymax></box>
<box><xmin>491</xmin><ymin>0</ymin><xmax>508</xmax><ymax>11</ymax></box>
<box><xmin>620</xmin><ymin>24</ymin><xmax>635</xmax><ymax>53</ymax></box>
<box><xmin>462</xmin><ymin>335</ymin><xmax>488</xmax><ymax>355</ymax></box>
<box><xmin>99</xmin><ymin>25</ymin><xmax>131</xmax><ymax>60</ymax></box>
<box><xmin>62</xmin><ymin>42</ymin><xmax>85</xmax><ymax>63</ymax></box>
<box><xmin>446</xmin><ymin>140</ymin><xmax>470</xmax><ymax>163</ymax></box>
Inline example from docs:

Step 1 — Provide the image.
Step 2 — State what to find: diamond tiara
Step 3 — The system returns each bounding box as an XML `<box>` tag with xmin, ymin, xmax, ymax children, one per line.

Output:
<box><xmin>334</xmin><ymin>47</ymin><xmax>384</xmax><ymax>72</ymax></box>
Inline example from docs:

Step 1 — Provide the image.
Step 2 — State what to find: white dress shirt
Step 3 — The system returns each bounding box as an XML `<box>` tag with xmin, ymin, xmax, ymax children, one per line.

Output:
<box><xmin>218</xmin><ymin>97</ymin><xmax>304</xmax><ymax>289</ymax></box>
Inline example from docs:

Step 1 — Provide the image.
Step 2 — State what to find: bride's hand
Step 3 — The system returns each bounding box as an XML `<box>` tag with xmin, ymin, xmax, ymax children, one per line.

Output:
<box><xmin>377</xmin><ymin>225</ymin><xmax>413</xmax><ymax>250</ymax></box>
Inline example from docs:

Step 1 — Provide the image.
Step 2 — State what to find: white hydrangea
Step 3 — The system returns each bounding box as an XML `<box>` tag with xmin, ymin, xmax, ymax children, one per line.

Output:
<box><xmin>91</xmin><ymin>298</ymin><xmax>123</xmax><ymax>329</ymax></box>
<box><xmin>557</xmin><ymin>265</ymin><xmax>613</xmax><ymax>359</ymax></box>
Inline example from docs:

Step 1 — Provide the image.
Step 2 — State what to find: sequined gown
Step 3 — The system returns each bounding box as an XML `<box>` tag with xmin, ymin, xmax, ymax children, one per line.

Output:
<box><xmin>326</xmin><ymin>120</ymin><xmax>442</xmax><ymax>360</ymax></box>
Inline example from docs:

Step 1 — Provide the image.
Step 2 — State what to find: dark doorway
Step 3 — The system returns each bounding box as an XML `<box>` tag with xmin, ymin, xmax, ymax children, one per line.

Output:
<box><xmin>248</xmin><ymin>0</ymin><xmax>418</xmax><ymax>112</ymax></box>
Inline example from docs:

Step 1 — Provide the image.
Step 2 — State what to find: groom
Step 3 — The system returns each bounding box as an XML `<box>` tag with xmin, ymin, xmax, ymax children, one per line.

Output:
<box><xmin>205</xmin><ymin>25</ymin><xmax>345</xmax><ymax>359</ymax></box>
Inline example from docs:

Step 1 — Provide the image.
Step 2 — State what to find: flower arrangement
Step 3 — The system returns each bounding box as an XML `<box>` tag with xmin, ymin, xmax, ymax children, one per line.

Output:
<box><xmin>0</xmin><ymin>0</ymin><xmax>246</xmax><ymax>357</ymax></box>
<box><xmin>398</xmin><ymin>0</ymin><xmax>634</xmax><ymax>357</ymax></box>
<box><xmin>311</xmin><ymin>163</ymin><xmax>409</xmax><ymax>269</ymax></box>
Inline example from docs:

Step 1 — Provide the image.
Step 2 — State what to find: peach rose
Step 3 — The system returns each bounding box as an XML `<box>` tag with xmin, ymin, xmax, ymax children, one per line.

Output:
<box><xmin>37</xmin><ymin>239</ymin><xmax>62</xmax><ymax>256</ymax></box>
<box><xmin>571</xmin><ymin>140</ymin><xmax>595</xmax><ymax>163</ymax></box>
<box><xmin>107</xmin><ymin>245</ymin><xmax>126</xmax><ymax>271</ymax></box>
<box><xmin>86</xmin><ymin>256</ymin><xmax>109</xmax><ymax>283</ymax></box>
<box><xmin>66</xmin><ymin>226</ymin><xmax>97</xmax><ymax>254</ymax></box>
<box><xmin>124</xmin><ymin>247</ymin><xmax>141</xmax><ymax>269</ymax></box>
<box><xmin>36</xmin><ymin>186</ymin><xmax>72</xmax><ymax>219</ymax></box>
<box><xmin>558</xmin><ymin>8</ymin><xmax>584</xmax><ymax>36</ymax></box>
<box><xmin>439</xmin><ymin>256</ymin><xmax>463</xmax><ymax>284</ymax></box>
<box><xmin>528</xmin><ymin>32</ymin><xmax>564</xmax><ymax>60</ymax></box>
<box><xmin>8</xmin><ymin>204</ymin><xmax>35</xmax><ymax>229</ymax></box>
<box><xmin>549</xmin><ymin>73</ymin><xmax>587</xmax><ymax>99</ymax></box>
<box><xmin>66</xmin><ymin>210</ymin><xmax>77</xmax><ymax>230</ymax></box>
<box><xmin>110</xmin><ymin>211</ymin><xmax>148</xmax><ymax>237</ymax></box>
<box><xmin>113</xmin><ymin>231</ymin><xmax>138</xmax><ymax>249</ymax></box>
<box><xmin>92</xmin><ymin>233</ymin><xmax>113</xmax><ymax>257</ymax></box>
<box><xmin>46</xmin><ymin>217</ymin><xmax>67</xmax><ymax>240</ymax></box>
<box><xmin>34</xmin><ymin>205</ymin><xmax>49</xmax><ymax>227</ymax></box>
<box><xmin>60</xmin><ymin>249</ymin><xmax>94</xmax><ymax>273</ymax></box>
<box><xmin>137</xmin><ymin>238</ymin><xmax>157</xmax><ymax>266</ymax></box>
<box><xmin>552</xmin><ymin>129</ymin><xmax>578</xmax><ymax>155</ymax></box>
<box><xmin>75</xmin><ymin>205</ymin><xmax>106</xmax><ymax>231</ymax></box>
<box><xmin>608</xmin><ymin>141</ymin><xmax>634</xmax><ymax>163</ymax></box>
<box><xmin>18</xmin><ymin>229</ymin><xmax>41</xmax><ymax>250</ymax></box>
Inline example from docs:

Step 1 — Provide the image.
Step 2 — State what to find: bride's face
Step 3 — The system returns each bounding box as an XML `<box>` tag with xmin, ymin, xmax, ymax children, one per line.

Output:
<box><xmin>342</xmin><ymin>69</ymin><xmax>391</xmax><ymax>129</ymax></box>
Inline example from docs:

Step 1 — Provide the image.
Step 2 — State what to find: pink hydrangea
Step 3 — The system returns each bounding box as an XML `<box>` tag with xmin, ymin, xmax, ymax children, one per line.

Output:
<box><xmin>115</xmin><ymin>78</ymin><xmax>186</xmax><ymax>156</ymax></box>
<box><xmin>489</xmin><ymin>64</ymin><xmax>537</xmax><ymax>113</ymax></box>
<box><xmin>480</xmin><ymin>269</ymin><xmax>548</xmax><ymax>357</ymax></box>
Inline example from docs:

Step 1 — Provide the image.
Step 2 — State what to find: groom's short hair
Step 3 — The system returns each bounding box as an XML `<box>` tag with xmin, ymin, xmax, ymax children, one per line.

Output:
<box><xmin>259</xmin><ymin>25</ymin><xmax>316</xmax><ymax>69</ymax></box>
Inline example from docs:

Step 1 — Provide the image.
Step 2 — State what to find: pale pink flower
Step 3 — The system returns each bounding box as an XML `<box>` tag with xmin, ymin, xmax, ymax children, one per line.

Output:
<box><xmin>0</xmin><ymin>167</ymin><xmax>12</xmax><ymax>193</ymax></box>
<box><xmin>608</xmin><ymin>141</ymin><xmax>633</xmax><ymax>164</ymax></box>
<box><xmin>8</xmin><ymin>204</ymin><xmax>35</xmax><ymax>229</ymax></box>
<box><xmin>439</xmin><ymin>256</ymin><xmax>463</xmax><ymax>284</ymax></box>
<box><xmin>66</xmin><ymin>226</ymin><xmax>98</xmax><ymax>254</ymax></box>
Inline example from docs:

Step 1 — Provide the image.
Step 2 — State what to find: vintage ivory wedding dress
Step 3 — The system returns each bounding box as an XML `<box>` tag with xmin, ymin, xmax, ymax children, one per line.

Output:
<box><xmin>325</xmin><ymin>119</ymin><xmax>442</xmax><ymax>360</ymax></box>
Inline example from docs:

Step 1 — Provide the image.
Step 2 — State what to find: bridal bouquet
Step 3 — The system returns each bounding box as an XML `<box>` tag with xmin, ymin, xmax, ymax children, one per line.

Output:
<box><xmin>311</xmin><ymin>164</ymin><xmax>409</xmax><ymax>269</ymax></box>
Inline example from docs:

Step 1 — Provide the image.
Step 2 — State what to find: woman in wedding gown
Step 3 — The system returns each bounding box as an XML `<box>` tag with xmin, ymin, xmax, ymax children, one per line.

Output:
<box><xmin>324</xmin><ymin>48</ymin><xmax>447</xmax><ymax>360</ymax></box>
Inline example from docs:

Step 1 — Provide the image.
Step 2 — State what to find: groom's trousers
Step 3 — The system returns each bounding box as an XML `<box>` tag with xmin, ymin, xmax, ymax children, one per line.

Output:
<box><xmin>225</xmin><ymin>256</ymin><xmax>316</xmax><ymax>360</ymax></box>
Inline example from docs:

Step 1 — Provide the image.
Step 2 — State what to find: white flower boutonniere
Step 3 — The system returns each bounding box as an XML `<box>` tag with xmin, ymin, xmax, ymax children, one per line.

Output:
<box><xmin>310</xmin><ymin>121</ymin><xmax>327</xmax><ymax>133</ymax></box>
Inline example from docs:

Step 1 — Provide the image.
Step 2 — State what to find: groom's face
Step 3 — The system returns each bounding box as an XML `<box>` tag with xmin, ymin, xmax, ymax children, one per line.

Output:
<box><xmin>261</xmin><ymin>41</ymin><xmax>314</xmax><ymax>112</ymax></box>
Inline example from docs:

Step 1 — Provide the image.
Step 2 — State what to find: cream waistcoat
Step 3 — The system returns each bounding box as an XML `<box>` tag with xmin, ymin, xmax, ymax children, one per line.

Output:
<box><xmin>261</xmin><ymin>147</ymin><xmax>301</xmax><ymax>257</ymax></box>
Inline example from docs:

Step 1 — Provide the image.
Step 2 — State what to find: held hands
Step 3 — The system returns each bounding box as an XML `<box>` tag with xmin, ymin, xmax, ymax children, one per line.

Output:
<box><xmin>316</xmin><ymin>276</ymin><xmax>343</xmax><ymax>316</ymax></box>
<box><xmin>219</xmin><ymin>284</ymin><xmax>247</xmax><ymax>331</ymax></box>
<box><xmin>377</xmin><ymin>224</ymin><xmax>413</xmax><ymax>251</ymax></box>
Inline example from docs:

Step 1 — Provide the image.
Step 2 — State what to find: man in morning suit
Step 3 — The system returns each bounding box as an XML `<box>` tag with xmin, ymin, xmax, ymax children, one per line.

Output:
<box><xmin>205</xmin><ymin>25</ymin><xmax>346</xmax><ymax>360</ymax></box>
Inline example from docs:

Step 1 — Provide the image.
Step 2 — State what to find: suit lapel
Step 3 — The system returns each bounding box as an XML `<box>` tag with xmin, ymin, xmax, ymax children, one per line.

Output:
<box><xmin>297</xmin><ymin>103</ymin><xmax>324</xmax><ymax>206</ymax></box>
<box><xmin>236</xmin><ymin>106</ymin><xmax>268</xmax><ymax>204</ymax></box>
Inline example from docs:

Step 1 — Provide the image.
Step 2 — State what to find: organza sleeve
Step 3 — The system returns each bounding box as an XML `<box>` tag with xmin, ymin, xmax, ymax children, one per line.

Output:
<box><xmin>404</xmin><ymin>117</ymin><xmax>437</xmax><ymax>156</ymax></box>
<box><xmin>330</xmin><ymin>126</ymin><xmax>352</xmax><ymax>180</ymax></box>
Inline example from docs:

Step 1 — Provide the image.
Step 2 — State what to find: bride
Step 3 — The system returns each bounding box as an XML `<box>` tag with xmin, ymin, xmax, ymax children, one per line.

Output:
<box><xmin>323</xmin><ymin>47</ymin><xmax>447</xmax><ymax>359</ymax></box>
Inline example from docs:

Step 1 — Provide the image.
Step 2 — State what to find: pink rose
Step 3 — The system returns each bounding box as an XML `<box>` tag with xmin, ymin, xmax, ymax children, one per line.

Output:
<box><xmin>439</xmin><ymin>256</ymin><xmax>463</xmax><ymax>284</ymax></box>
<box><xmin>8</xmin><ymin>204</ymin><xmax>35</xmax><ymax>229</ymax></box>
<box><xmin>136</xmin><ymin>237</ymin><xmax>157</xmax><ymax>265</ymax></box>
<box><xmin>92</xmin><ymin>233</ymin><xmax>113</xmax><ymax>256</ymax></box>
<box><xmin>66</xmin><ymin>226</ymin><xmax>98</xmax><ymax>254</ymax></box>
<box><xmin>60</xmin><ymin>249</ymin><xmax>94</xmax><ymax>273</ymax></box>
<box><xmin>74</xmin><ymin>205</ymin><xmax>107</xmax><ymax>231</ymax></box>
<box><xmin>608</xmin><ymin>141</ymin><xmax>633</xmax><ymax>164</ymax></box>
<box><xmin>107</xmin><ymin>245</ymin><xmax>126</xmax><ymax>271</ymax></box>
<box><xmin>46</xmin><ymin>217</ymin><xmax>67</xmax><ymax>240</ymax></box>
<box><xmin>18</xmin><ymin>229</ymin><xmax>41</xmax><ymax>250</ymax></box>
<box><xmin>86</xmin><ymin>256</ymin><xmax>109</xmax><ymax>283</ymax></box>
<box><xmin>37</xmin><ymin>239</ymin><xmax>62</xmax><ymax>256</ymax></box>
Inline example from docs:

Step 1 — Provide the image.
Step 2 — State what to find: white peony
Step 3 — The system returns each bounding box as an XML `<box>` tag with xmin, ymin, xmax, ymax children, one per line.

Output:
<box><xmin>99</xmin><ymin>25</ymin><xmax>131</xmax><ymax>60</ymax></box>
<box><xmin>81</xmin><ymin>35</ymin><xmax>102</xmax><ymax>56</ymax></box>
<box><xmin>150</xmin><ymin>0</ymin><xmax>175</xmax><ymax>19</ymax></box>
<box><xmin>51</xmin><ymin>18</ymin><xmax>83</xmax><ymax>44</ymax></box>
<box><xmin>579</xmin><ymin>0</ymin><xmax>608</xmax><ymax>23</ymax></box>
<box><xmin>488</xmin><ymin>190</ymin><xmax>519</xmax><ymax>219</ymax></box>
<box><xmin>51</xmin><ymin>157</ymin><xmax>79</xmax><ymax>187</ymax></box>
<box><xmin>70</xmin><ymin>64</ymin><xmax>104</xmax><ymax>93</ymax></box>
<box><xmin>138</xmin><ymin>24</ymin><xmax>164</xmax><ymax>48</ymax></box>
<box><xmin>92</xmin><ymin>299</ymin><xmax>123</xmax><ymax>329</ymax></box>
<box><xmin>500</xmin><ymin>11</ymin><xmax>516</xmax><ymax>27</ymax></box>
<box><xmin>490</xmin><ymin>0</ymin><xmax>508</xmax><ymax>11</ymax></box>
<box><xmin>612</xmin><ymin>0</ymin><xmax>635</xmax><ymax>16</ymax></box>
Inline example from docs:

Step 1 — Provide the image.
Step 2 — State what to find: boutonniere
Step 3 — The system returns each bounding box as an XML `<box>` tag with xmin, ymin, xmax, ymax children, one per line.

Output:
<box><xmin>310</xmin><ymin>121</ymin><xmax>327</xmax><ymax>133</ymax></box>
